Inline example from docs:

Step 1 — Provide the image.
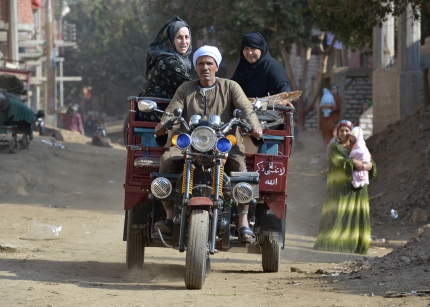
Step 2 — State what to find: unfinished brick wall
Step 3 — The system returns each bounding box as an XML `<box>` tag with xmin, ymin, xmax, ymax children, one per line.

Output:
<box><xmin>19</xmin><ymin>0</ymin><xmax>34</xmax><ymax>25</ymax></box>
<box><xmin>0</xmin><ymin>0</ymin><xmax>34</xmax><ymax>25</ymax></box>
<box><xmin>0</xmin><ymin>0</ymin><xmax>8</xmax><ymax>22</ymax></box>
<box><xmin>343</xmin><ymin>77</ymin><xmax>372</xmax><ymax>124</ymax></box>
<box><xmin>359</xmin><ymin>106</ymin><xmax>373</xmax><ymax>140</ymax></box>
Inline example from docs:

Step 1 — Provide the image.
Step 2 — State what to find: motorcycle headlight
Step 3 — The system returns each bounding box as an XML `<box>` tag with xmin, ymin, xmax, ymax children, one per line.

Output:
<box><xmin>176</xmin><ymin>133</ymin><xmax>191</xmax><ymax>149</ymax></box>
<box><xmin>216</xmin><ymin>137</ymin><xmax>232</xmax><ymax>153</ymax></box>
<box><xmin>191</xmin><ymin>126</ymin><xmax>217</xmax><ymax>152</ymax></box>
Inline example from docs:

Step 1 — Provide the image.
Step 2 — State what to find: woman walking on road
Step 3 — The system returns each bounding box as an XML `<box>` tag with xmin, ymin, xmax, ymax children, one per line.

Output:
<box><xmin>314</xmin><ymin>120</ymin><xmax>376</xmax><ymax>254</ymax></box>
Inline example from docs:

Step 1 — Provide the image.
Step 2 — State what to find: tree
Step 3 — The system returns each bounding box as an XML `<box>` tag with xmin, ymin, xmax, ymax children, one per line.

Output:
<box><xmin>304</xmin><ymin>0</ymin><xmax>429</xmax><ymax>113</ymax></box>
<box><xmin>143</xmin><ymin>0</ymin><xmax>314</xmax><ymax>128</ymax></box>
<box><xmin>306</xmin><ymin>0</ymin><xmax>428</xmax><ymax>51</ymax></box>
<box><xmin>144</xmin><ymin>0</ymin><xmax>312</xmax><ymax>66</ymax></box>
<box><xmin>63</xmin><ymin>0</ymin><xmax>151</xmax><ymax>114</ymax></box>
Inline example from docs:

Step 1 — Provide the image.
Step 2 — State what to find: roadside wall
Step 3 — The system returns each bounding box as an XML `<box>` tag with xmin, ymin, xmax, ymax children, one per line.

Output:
<box><xmin>304</xmin><ymin>67</ymin><xmax>373</xmax><ymax>131</ymax></box>
<box><xmin>359</xmin><ymin>106</ymin><xmax>373</xmax><ymax>140</ymax></box>
<box><xmin>342</xmin><ymin>74</ymin><xmax>372</xmax><ymax>124</ymax></box>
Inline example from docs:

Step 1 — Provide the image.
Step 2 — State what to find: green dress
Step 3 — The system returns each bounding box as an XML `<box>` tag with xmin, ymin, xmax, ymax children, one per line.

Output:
<box><xmin>314</xmin><ymin>141</ymin><xmax>377</xmax><ymax>254</ymax></box>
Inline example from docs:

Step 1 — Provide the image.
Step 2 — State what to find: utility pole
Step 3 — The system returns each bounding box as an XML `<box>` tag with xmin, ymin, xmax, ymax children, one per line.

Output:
<box><xmin>7</xmin><ymin>0</ymin><xmax>19</xmax><ymax>64</ymax></box>
<box><xmin>46</xmin><ymin>0</ymin><xmax>56</xmax><ymax>126</ymax></box>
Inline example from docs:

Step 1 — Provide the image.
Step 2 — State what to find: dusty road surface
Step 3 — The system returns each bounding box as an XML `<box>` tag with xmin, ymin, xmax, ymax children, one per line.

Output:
<box><xmin>1</xmin><ymin>129</ymin><xmax>428</xmax><ymax>307</ymax></box>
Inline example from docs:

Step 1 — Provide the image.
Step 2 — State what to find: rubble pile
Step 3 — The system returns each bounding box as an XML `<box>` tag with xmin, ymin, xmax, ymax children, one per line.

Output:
<box><xmin>371</xmin><ymin>224</ymin><xmax>430</xmax><ymax>270</ymax></box>
<box><xmin>338</xmin><ymin>225</ymin><xmax>430</xmax><ymax>275</ymax></box>
<box><xmin>366</xmin><ymin>105</ymin><xmax>430</xmax><ymax>223</ymax></box>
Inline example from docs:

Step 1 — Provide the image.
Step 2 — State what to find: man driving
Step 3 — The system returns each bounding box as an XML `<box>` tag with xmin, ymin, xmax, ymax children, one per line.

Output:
<box><xmin>154</xmin><ymin>45</ymin><xmax>262</xmax><ymax>243</ymax></box>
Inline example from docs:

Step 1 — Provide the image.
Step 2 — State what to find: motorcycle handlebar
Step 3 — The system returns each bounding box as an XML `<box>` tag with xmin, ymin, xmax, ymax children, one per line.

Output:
<box><xmin>239</xmin><ymin>120</ymin><xmax>253</xmax><ymax>133</ymax></box>
<box><xmin>154</xmin><ymin>119</ymin><xmax>174</xmax><ymax>137</ymax></box>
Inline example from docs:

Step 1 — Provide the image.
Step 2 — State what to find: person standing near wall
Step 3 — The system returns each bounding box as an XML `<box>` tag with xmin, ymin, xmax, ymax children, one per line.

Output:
<box><xmin>321</xmin><ymin>84</ymin><xmax>342</xmax><ymax>146</ymax></box>
<box><xmin>62</xmin><ymin>103</ymin><xmax>84</xmax><ymax>134</ymax></box>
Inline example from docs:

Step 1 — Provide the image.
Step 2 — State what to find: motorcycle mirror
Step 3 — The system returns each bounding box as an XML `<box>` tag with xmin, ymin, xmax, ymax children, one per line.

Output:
<box><xmin>173</xmin><ymin>108</ymin><xmax>182</xmax><ymax>117</ymax></box>
<box><xmin>137</xmin><ymin>100</ymin><xmax>157</xmax><ymax>112</ymax></box>
<box><xmin>233</xmin><ymin>109</ymin><xmax>242</xmax><ymax>119</ymax></box>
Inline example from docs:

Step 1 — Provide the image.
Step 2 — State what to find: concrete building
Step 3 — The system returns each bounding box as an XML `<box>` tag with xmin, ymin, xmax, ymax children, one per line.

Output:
<box><xmin>0</xmin><ymin>0</ymin><xmax>79</xmax><ymax>123</ymax></box>
<box><xmin>372</xmin><ymin>4</ymin><xmax>426</xmax><ymax>134</ymax></box>
<box><xmin>292</xmin><ymin>10</ymin><xmax>429</xmax><ymax>139</ymax></box>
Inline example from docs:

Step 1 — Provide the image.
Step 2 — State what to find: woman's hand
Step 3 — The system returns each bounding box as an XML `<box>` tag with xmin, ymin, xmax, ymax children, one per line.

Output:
<box><xmin>353</xmin><ymin>159</ymin><xmax>372</xmax><ymax>171</ymax></box>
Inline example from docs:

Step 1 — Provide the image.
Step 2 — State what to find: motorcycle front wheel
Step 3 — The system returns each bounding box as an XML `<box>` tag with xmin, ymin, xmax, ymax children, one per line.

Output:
<box><xmin>185</xmin><ymin>209</ymin><xmax>209</xmax><ymax>289</ymax></box>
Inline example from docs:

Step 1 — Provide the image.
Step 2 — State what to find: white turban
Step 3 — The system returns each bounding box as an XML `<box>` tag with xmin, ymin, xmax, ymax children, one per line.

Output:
<box><xmin>193</xmin><ymin>45</ymin><xmax>222</xmax><ymax>69</ymax></box>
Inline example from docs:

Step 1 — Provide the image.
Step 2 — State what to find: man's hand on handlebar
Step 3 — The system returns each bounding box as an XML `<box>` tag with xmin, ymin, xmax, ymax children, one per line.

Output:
<box><xmin>155</xmin><ymin>121</ymin><xmax>168</xmax><ymax>136</ymax></box>
<box><xmin>251</xmin><ymin>125</ymin><xmax>263</xmax><ymax>139</ymax></box>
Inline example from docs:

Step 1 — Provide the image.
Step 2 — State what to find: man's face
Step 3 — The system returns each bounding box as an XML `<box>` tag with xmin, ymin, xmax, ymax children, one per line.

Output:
<box><xmin>196</xmin><ymin>56</ymin><xmax>218</xmax><ymax>85</ymax></box>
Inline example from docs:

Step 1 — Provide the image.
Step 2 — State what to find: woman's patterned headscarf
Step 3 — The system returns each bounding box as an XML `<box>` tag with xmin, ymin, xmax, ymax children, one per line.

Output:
<box><xmin>145</xmin><ymin>16</ymin><xmax>192</xmax><ymax>76</ymax></box>
<box><xmin>337</xmin><ymin>120</ymin><xmax>352</xmax><ymax>131</ymax></box>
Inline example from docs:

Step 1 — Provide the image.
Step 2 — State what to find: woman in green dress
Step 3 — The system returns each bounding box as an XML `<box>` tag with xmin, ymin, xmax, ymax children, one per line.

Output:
<box><xmin>314</xmin><ymin>120</ymin><xmax>376</xmax><ymax>254</ymax></box>
<box><xmin>138</xmin><ymin>16</ymin><xmax>192</xmax><ymax>121</ymax></box>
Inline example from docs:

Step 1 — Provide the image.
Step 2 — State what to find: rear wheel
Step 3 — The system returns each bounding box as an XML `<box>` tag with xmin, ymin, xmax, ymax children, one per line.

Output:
<box><xmin>185</xmin><ymin>210</ymin><xmax>209</xmax><ymax>289</ymax></box>
<box><xmin>126</xmin><ymin>209</ymin><xmax>145</xmax><ymax>269</ymax></box>
<box><xmin>261</xmin><ymin>236</ymin><xmax>281</xmax><ymax>272</ymax></box>
<box><xmin>123</xmin><ymin>113</ymin><xmax>130</xmax><ymax>146</ymax></box>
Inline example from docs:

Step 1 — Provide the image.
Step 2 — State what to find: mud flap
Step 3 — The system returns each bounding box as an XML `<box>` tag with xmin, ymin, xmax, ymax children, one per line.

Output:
<box><xmin>123</xmin><ymin>202</ymin><xmax>151</xmax><ymax>241</ymax></box>
<box><xmin>258</xmin><ymin>206</ymin><xmax>287</xmax><ymax>249</ymax></box>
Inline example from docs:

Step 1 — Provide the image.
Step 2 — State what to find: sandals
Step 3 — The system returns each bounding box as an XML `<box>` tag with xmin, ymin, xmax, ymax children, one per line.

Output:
<box><xmin>238</xmin><ymin>227</ymin><xmax>256</xmax><ymax>243</ymax></box>
<box><xmin>154</xmin><ymin>219</ymin><xmax>173</xmax><ymax>236</ymax></box>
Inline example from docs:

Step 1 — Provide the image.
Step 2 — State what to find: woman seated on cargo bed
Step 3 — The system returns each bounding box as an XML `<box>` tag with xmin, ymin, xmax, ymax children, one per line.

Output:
<box><xmin>137</xmin><ymin>15</ymin><xmax>192</xmax><ymax>122</ymax></box>
<box><xmin>231</xmin><ymin>31</ymin><xmax>291</xmax><ymax>99</ymax></box>
<box><xmin>231</xmin><ymin>31</ymin><xmax>293</xmax><ymax>130</ymax></box>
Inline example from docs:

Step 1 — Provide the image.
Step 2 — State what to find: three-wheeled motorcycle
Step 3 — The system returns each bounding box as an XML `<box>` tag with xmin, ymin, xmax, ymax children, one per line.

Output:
<box><xmin>123</xmin><ymin>92</ymin><xmax>300</xmax><ymax>289</ymax></box>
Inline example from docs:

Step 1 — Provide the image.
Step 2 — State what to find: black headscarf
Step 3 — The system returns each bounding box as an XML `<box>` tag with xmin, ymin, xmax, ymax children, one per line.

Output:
<box><xmin>231</xmin><ymin>31</ymin><xmax>291</xmax><ymax>98</ymax></box>
<box><xmin>145</xmin><ymin>16</ymin><xmax>192</xmax><ymax>76</ymax></box>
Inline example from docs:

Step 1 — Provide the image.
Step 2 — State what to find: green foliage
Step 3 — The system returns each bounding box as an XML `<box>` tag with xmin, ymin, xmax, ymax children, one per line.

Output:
<box><xmin>63</xmin><ymin>0</ymin><xmax>151</xmax><ymax>105</ymax></box>
<box><xmin>143</xmin><ymin>0</ymin><xmax>313</xmax><ymax>62</ymax></box>
<box><xmin>306</xmin><ymin>0</ymin><xmax>427</xmax><ymax>51</ymax></box>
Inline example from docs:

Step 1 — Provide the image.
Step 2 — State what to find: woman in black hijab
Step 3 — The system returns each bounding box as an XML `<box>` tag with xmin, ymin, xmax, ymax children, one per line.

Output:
<box><xmin>231</xmin><ymin>31</ymin><xmax>291</xmax><ymax>98</ymax></box>
<box><xmin>138</xmin><ymin>16</ymin><xmax>192</xmax><ymax>121</ymax></box>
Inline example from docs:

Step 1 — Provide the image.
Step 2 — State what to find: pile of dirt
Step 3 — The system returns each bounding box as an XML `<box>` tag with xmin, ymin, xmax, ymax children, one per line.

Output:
<box><xmin>366</xmin><ymin>105</ymin><xmax>430</xmax><ymax>224</ymax></box>
<box><xmin>332</xmin><ymin>225</ymin><xmax>430</xmax><ymax>296</ymax></box>
<box><xmin>371</xmin><ymin>224</ymin><xmax>430</xmax><ymax>270</ymax></box>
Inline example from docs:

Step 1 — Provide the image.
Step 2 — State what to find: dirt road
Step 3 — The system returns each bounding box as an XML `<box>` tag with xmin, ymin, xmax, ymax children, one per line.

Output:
<box><xmin>0</xmin><ymin>130</ymin><xmax>427</xmax><ymax>307</ymax></box>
